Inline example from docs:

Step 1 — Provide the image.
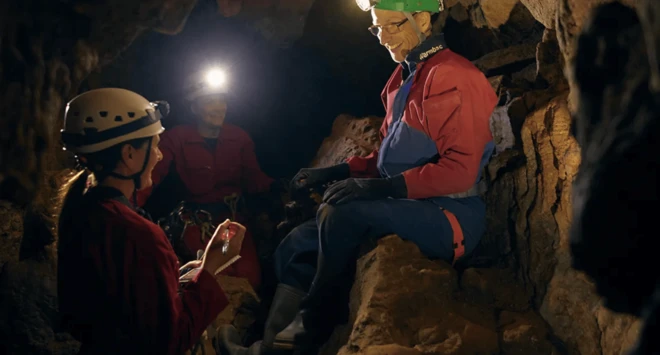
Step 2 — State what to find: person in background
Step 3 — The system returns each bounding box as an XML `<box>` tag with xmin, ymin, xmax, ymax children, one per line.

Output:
<box><xmin>57</xmin><ymin>87</ymin><xmax>247</xmax><ymax>354</ymax></box>
<box><xmin>138</xmin><ymin>68</ymin><xmax>278</xmax><ymax>290</ymax></box>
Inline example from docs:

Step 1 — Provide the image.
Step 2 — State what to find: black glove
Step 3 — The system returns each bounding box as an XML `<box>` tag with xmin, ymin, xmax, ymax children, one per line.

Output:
<box><xmin>322</xmin><ymin>175</ymin><xmax>407</xmax><ymax>205</ymax></box>
<box><xmin>290</xmin><ymin>163</ymin><xmax>351</xmax><ymax>193</ymax></box>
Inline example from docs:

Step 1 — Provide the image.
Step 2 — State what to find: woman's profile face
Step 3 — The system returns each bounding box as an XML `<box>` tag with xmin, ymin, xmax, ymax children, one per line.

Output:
<box><xmin>137</xmin><ymin>135</ymin><xmax>163</xmax><ymax>190</ymax></box>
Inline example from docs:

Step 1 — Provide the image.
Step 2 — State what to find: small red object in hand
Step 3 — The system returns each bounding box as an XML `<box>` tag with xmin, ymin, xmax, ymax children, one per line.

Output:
<box><xmin>221</xmin><ymin>223</ymin><xmax>238</xmax><ymax>254</ymax></box>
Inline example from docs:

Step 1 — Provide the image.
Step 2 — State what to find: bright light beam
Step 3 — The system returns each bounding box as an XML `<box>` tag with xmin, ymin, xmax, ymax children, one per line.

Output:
<box><xmin>205</xmin><ymin>69</ymin><xmax>226</xmax><ymax>88</ymax></box>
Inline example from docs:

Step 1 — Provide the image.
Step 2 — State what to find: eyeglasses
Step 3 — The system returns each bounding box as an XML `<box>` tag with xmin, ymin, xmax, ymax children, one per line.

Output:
<box><xmin>368</xmin><ymin>18</ymin><xmax>409</xmax><ymax>36</ymax></box>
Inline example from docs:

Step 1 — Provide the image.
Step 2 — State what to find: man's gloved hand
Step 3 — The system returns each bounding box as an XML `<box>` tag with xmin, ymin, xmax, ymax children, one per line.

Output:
<box><xmin>290</xmin><ymin>163</ymin><xmax>351</xmax><ymax>193</ymax></box>
<box><xmin>322</xmin><ymin>175</ymin><xmax>407</xmax><ymax>205</ymax></box>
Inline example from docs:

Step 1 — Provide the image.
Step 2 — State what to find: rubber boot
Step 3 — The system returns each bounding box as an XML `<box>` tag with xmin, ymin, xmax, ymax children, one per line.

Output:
<box><xmin>219</xmin><ymin>284</ymin><xmax>306</xmax><ymax>354</ymax></box>
<box><xmin>271</xmin><ymin>309</ymin><xmax>316</xmax><ymax>351</ymax></box>
<box><xmin>273</xmin><ymin>248</ymin><xmax>345</xmax><ymax>352</ymax></box>
<box><xmin>272</xmin><ymin>277</ymin><xmax>329</xmax><ymax>352</ymax></box>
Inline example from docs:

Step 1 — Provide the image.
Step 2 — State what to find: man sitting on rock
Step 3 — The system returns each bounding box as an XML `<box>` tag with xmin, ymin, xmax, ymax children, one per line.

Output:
<box><xmin>220</xmin><ymin>0</ymin><xmax>498</xmax><ymax>352</ymax></box>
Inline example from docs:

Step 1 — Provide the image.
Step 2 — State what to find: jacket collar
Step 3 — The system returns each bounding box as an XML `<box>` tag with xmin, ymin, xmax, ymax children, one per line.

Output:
<box><xmin>85</xmin><ymin>185</ymin><xmax>152</xmax><ymax>220</ymax></box>
<box><xmin>86</xmin><ymin>186</ymin><xmax>132</xmax><ymax>208</ymax></box>
<box><xmin>401</xmin><ymin>33</ymin><xmax>448</xmax><ymax>74</ymax></box>
<box><xmin>182</xmin><ymin>124</ymin><xmax>239</xmax><ymax>145</ymax></box>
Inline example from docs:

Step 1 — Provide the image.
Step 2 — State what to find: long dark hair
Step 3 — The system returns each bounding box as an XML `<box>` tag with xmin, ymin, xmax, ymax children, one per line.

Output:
<box><xmin>56</xmin><ymin>137</ymin><xmax>151</xmax><ymax>245</ymax></box>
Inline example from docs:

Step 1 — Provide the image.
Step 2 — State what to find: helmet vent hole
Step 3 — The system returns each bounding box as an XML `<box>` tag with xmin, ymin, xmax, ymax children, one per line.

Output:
<box><xmin>85</xmin><ymin>116</ymin><xmax>94</xmax><ymax>122</ymax></box>
<box><xmin>99</xmin><ymin>111</ymin><xmax>108</xmax><ymax>117</ymax></box>
<box><xmin>115</xmin><ymin>115</ymin><xmax>123</xmax><ymax>122</ymax></box>
<box><xmin>128</xmin><ymin>112</ymin><xmax>135</xmax><ymax>118</ymax></box>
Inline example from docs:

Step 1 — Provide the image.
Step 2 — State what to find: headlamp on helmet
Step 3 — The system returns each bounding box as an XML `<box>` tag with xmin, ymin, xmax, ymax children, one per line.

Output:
<box><xmin>184</xmin><ymin>67</ymin><xmax>229</xmax><ymax>102</ymax></box>
<box><xmin>205</xmin><ymin>69</ymin><xmax>226</xmax><ymax>88</ymax></box>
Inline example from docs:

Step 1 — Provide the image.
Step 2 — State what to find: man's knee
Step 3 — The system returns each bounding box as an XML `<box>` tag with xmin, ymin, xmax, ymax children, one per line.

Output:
<box><xmin>273</xmin><ymin>221</ymin><xmax>318</xmax><ymax>278</ymax></box>
<box><xmin>316</xmin><ymin>202</ymin><xmax>368</xmax><ymax>226</ymax></box>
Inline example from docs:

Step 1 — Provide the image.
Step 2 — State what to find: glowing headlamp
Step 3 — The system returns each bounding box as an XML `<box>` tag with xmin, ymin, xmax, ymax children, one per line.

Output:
<box><xmin>205</xmin><ymin>69</ymin><xmax>226</xmax><ymax>88</ymax></box>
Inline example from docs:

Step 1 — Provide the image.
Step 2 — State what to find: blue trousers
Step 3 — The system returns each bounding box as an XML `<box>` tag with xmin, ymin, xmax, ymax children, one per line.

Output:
<box><xmin>273</xmin><ymin>196</ymin><xmax>486</xmax><ymax>293</ymax></box>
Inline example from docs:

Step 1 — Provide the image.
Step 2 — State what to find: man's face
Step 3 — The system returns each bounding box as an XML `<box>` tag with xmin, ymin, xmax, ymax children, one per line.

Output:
<box><xmin>194</xmin><ymin>95</ymin><xmax>228</xmax><ymax>128</ymax></box>
<box><xmin>371</xmin><ymin>9</ymin><xmax>422</xmax><ymax>63</ymax></box>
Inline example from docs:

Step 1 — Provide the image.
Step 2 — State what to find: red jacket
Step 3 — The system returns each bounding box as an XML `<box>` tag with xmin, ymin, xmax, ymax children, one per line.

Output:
<box><xmin>138</xmin><ymin>123</ymin><xmax>274</xmax><ymax>206</ymax></box>
<box><xmin>346</xmin><ymin>38</ymin><xmax>497</xmax><ymax>200</ymax></box>
<box><xmin>58</xmin><ymin>186</ymin><xmax>227</xmax><ymax>354</ymax></box>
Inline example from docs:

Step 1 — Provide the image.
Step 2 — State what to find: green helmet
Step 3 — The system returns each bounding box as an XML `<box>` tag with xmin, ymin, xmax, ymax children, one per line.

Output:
<box><xmin>356</xmin><ymin>0</ymin><xmax>443</xmax><ymax>13</ymax></box>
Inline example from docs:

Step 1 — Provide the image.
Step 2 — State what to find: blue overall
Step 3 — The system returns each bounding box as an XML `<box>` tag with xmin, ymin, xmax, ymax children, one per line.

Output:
<box><xmin>274</xmin><ymin>38</ymin><xmax>493</xmax><ymax>293</ymax></box>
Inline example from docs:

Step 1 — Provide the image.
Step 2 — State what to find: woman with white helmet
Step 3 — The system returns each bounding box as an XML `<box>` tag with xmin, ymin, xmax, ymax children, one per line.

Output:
<box><xmin>56</xmin><ymin>88</ymin><xmax>244</xmax><ymax>354</ymax></box>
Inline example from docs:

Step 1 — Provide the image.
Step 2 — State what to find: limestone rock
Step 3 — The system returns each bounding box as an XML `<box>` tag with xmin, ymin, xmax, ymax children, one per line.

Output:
<box><xmin>212</xmin><ymin>275</ymin><xmax>260</xmax><ymax>337</ymax></box>
<box><xmin>488</xmin><ymin>75</ymin><xmax>506</xmax><ymax>96</ymax></box>
<box><xmin>479</xmin><ymin>0</ymin><xmax>523</xmax><ymax>28</ymax></box>
<box><xmin>473</xmin><ymin>43</ymin><xmax>538</xmax><ymax>75</ymax></box>
<box><xmin>520</xmin><ymin>0</ymin><xmax>558</xmax><ymax>28</ymax></box>
<box><xmin>332</xmin><ymin>235</ymin><xmax>502</xmax><ymax>355</ymax></box>
<box><xmin>489</xmin><ymin>104</ymin><xmax>516</xmax><ymax>155</ymax></box>
<box><xmin>310</xmin><ymin>115</ymin><xmax>384</xmax><ymax>168</ymax></box>
<box><xmin>596</xmin><ymin>308</ymin><xmax>642</xmax><ymax>355</ymax></box>
<box><xmin>0</xmin><ymin>201</ymin><xmax>24</xmax><ymax>267</ymax></box>
<box><xmin>498</xmin><ymin>310</ymin><xmax>556</xmax><ymax>354</ymax></box>
<box><xmin>0</xmin><ymin>0</ymin><xmax>198</xmax><ymax>206</ymax></box>
<box><xmin>460</xmin><ymin>268</ymin><xmax>530</xmax><ymax>312</ymax></box>
<box><xmin>0</xmin><ymin>248</ymin><xmax>80</xmax><ymax>355</ymax></box>
<box><xmin>214</xmin><ymin>0</ymin><xmax>316</xmax><ymax>47</ymax></box>
<box><xmin>520</xmin><ymin>0</ymin><xmax>638</xmax><ymax>30</ymax></box>
<box><xmin>555</xmin><ymin>0</ymin><xmax>638</xmax><ymax>67</ymax></box>
<box><xmin>536</xmin><ymin>29</ymin><xmax>567</xmax><ymax>90</ymax></box>
<box><xmin>484</xmin><ymin>91</ymin><xmax>640</xmax><ymax>355</ymax></box>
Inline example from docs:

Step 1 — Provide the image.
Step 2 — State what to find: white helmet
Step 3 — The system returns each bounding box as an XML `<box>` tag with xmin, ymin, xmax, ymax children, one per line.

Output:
<box><xmin>183</xmin><ymin>68</ymin><xmax>228</xmax><ymax>102</ymax></box>
<box><xmin>61</xmin><ymin>88</ymin><xmax>167</xmax><ymax>154</ymax></box>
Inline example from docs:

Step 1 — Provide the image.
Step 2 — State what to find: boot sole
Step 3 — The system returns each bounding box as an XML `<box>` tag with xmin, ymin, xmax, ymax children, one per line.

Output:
<box><xmin>270</xmin><ymin>342</ymin><xmax>315</xmax><ymax>354</ymax></box>
<box><xmin>264</xmin><ymin>345</ymin><xmax>308</xmax><ymax>355</ymax></box>
<box><xmin>270</xmin><ymin>341</ymin><xmax>296</xmax><ymax>351</ymax></box>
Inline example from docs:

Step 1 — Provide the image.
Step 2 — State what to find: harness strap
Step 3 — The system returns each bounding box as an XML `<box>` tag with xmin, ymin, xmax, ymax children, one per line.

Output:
<box><xmin>440</xmin><ymin>207</ymin><xmax>465</xmax><ymax>266</ymax></box>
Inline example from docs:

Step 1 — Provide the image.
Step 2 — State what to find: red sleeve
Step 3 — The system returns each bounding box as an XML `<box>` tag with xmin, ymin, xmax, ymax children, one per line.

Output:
<box><xmin>128</xmin><ymin>226</ymin><xmax>227</xmax><ymax>355</ymax></box>
<box><xmin>346</xmin><ymin>150</ymin><xmax>380</xmax><ymax>178</ymax></box>
<box><xmin>136</xmin><ymin>132</ymin><xmax>176</xmax><ymax>207</ymax></box>
<box><xmin>402</xmin><ymin>66</ymin><xmax>497</xmax><ymax>199</ymax></box>
<box><xmin>240</xmin><ymin>134</ymin><xmax>274</xmax><ymax>194</ymax></box>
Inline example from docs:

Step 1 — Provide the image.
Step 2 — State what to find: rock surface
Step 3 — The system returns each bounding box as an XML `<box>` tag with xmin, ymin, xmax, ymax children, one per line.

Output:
<box><xmin>0</xmin><ymin>202</ymin><xmax>80</xmax><ymax>355</ymax></box>
<box><xmin>186</xmin><ymin>275</ymin><xmax>259</xmax><ymax>355</ymax></box>
<box><xmin>0</xmin><ymin>0</ymin><xmax>201</xmax><ymax>206</ymax></box>
<box><xmin>310</xmin><ymin>114</ymin><xmax>384</xmax><ymax>169</ymax></box>
<box><xmin>320</xmin><ymin>236</ymin><xmax>555</xmax><ymax>355</ymax></box>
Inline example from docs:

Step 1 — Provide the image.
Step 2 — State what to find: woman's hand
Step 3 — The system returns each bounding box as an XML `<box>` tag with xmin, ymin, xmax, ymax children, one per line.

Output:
<box><xmin>179</xmin><ymin>260</ymin><xmax>202</xmax><ymax>272</ymax></box>
<box><xmin>201</xmin><ymin>219</ymin><xmax>246</xmax><ymax>276</ymax></box>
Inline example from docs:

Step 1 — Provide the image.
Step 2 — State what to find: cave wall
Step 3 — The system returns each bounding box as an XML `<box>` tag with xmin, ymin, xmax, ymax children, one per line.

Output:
<box><xmin>0</xmin><ymin>0</ymin><xmax>201</xmax><ymax>207</ymax></box>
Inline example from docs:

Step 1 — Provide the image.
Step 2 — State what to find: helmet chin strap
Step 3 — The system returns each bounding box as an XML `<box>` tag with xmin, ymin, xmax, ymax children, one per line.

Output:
<box><xmin>403</xmin><ymin>12</ymin><xmax>427</xmax><ymax>44</ymax></box>
<box><xmin>107</xmin><ymin>136</ymin><xmax>154</xmax><ymax>206</ymax></box>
